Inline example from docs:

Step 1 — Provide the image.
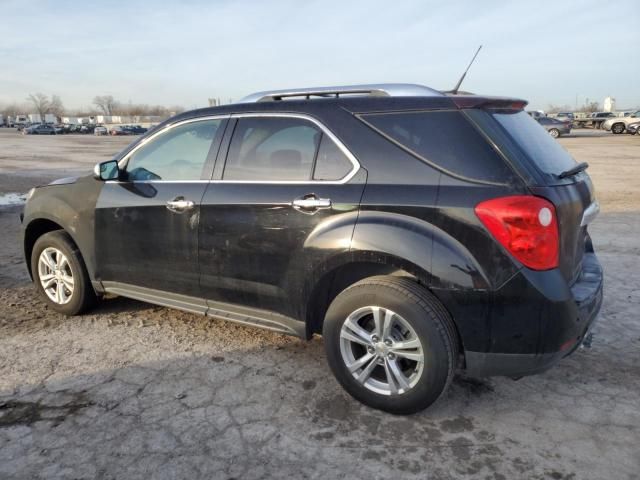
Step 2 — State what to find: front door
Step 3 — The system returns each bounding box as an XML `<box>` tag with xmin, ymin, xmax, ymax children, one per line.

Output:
<box><xmin>95</xmin><ymin>117</ymin><xmax>226</xmax><ymax>297</ymax></box>
<box><xmin>199</xmin><ymin>114</ymin><xmax>365</xmax><ymax>319</ymax></box>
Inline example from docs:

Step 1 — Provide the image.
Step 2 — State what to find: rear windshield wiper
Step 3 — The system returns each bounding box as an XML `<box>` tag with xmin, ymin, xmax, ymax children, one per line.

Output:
<box><xmin>558</xmin><ymin>162</ymin><xmax>589</xmax><ymax>179</ymax></box>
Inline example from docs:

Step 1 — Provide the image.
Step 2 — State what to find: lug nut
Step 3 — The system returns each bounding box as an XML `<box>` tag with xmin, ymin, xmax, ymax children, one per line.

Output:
<box><xmin>367</xmin><ymin>346</ymin><xmax>375</xmax><ymax>354</ymax></box>
<box><xmin>371</xmin><ymin>335</ymin><xmax>379</xmax><ymax>343</ymax></box>
<box><xmin>387</xmin><ymin>353</ymin><xmax>395</xmax><ymax>360</ymax></box>
<box><xmin>384</xmin><ymin>339</ymin><xmax>392</xmax><ymax>346</ymax></box>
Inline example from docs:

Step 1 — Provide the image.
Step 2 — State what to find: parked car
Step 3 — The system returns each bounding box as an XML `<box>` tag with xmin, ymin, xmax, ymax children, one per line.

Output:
<box><xmin>79</xmin><ymin>125</ymin><xmax>96</xmax><ymax>134</ymax></box>
<box><xmin>573</xmin><ymin>112</ymin><xmax>615</xmax><ymax>129</ymax></box>
<box><xmin>23</xmin><ymin>124</ymin><xmax>56</xmax><ymax>135</ymax></box>
<box><xmin>602</xmin><ymin>111</ymin><xmax>640</xmax><ymax>134</ymax></box>
<box><xmin>53</xmin><ymin>125</ymin><xmax>66</xmax><ymax>135</ymax></box>
<box><xmin>20</xmin><ymin>84</ymin><xmax>602</xmax><ymax>414</ymax></box>
<box><xmin>555</xmin><ymin>112</ymin><xmax>574</xmax><ymax>121</ymax></box>
<box><xmin>627</xmin><ymin>121</ymin><xmax>640</xmax><ymax>135</ymax></box>
<box><xmin>94</xmin><ymin>126</ymin><xmax>108</xmax><ymax>136</ymax></box>
<box><xmin>109</xmin><ymin>126</ymin><xmax>130</xmax><ymax>136</ymax></box>
<box><xmin>122</xmin><ymin>125</ymin><xmax>148</xmax><ymax>135</ymax></box>
<box><xmin>537</xmin><ymin>116</ymin><xmax>571</xmax><ymax>138</ymax></box>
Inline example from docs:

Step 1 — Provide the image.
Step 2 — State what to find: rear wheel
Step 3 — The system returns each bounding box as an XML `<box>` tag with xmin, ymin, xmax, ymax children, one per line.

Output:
<box><xmin>323</xmin><ymin>276</ymin><xmax>458</xmax><ymax>414</ymax></box>
<box><xmin>549</xmin><ymin>128</ymin><xmax>560</xmax><ymax>138</ymax></box>
<box><xmin>611</xmin><ymin>123</ymin><xmax>625</xmax><ymax>134</ymax></box>
<box><xmin>31</xmin><ymin>230</ymin><xmax>97</xmax><ymax>315</ymax></box>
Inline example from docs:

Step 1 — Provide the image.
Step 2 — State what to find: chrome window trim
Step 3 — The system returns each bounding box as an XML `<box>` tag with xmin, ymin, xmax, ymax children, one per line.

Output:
<box><xmin>113</xmin><ymin>112</ymin><xmax>361</xmax><ymax>185</ymax></box>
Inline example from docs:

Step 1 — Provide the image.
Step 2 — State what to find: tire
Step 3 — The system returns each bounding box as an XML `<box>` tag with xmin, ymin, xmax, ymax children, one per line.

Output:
<box><xmin>323</xmin><ymin>276</ymin><xmax>458</xmax><ymax>414</ymax></box>
<box><xmin>549</xmin><ymin>128</ymin><xmax>560</xmax><ymax>138</ymax></box>
<box><xmin>31</xmin><ymin>230</ymin><xmax>97</xmax><ymax>315</ymax></box>
<box><xmin>611</xmin><ymin>123</ymin><xmax>625</xmax><ymax>134</ymax></box>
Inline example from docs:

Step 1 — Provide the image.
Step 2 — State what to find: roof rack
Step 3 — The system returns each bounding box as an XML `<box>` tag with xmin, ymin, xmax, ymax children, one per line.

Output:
<box><xmin>239</xmin><ymin>83</ymin><xmax>445</xmax><ymax>103</ymax></box>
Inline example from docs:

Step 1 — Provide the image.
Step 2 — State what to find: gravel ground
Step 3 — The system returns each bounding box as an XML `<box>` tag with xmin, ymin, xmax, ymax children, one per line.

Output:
<box><xmin>0</xmin><ymin>128</ymin><xmax>639</xmax><ymax>479</ymax></box>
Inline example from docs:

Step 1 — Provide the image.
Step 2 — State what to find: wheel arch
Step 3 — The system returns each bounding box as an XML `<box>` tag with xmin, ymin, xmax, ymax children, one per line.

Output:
<box><xmin>303</xmin><ymin>254</ymin><xmax>464</xmax><ymax>357</ymax></box>
<box><xmin>23</xmin><ymin>216</ymin><xmax>80</xmax><ymax>280</ymax></box>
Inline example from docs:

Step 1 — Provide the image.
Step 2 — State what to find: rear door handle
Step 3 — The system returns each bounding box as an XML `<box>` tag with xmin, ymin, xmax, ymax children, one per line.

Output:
<box><xmin>166</xmin><ymin>197</ymin><xmax>195</xmax><ymax>213</ymax></box>
<box><xmin>292</xmin><ymin>196</ymin><xmax>332</xmax><ymax>211</ymax></box>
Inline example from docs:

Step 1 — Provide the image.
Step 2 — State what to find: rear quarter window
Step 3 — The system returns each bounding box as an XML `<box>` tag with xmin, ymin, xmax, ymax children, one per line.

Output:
<box><xmin>491</xmin><ymin>110</ymin><xmax>576</xmax><ymax>176</ymax></box>
<box><xmin>361</xmin><ymin>110</ymin><xmax>514</xmax><ymax>183</ymax></box>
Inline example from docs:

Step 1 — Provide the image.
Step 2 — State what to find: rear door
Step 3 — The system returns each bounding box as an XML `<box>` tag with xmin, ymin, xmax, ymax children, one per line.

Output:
<box><xmin>198</xmin><ymin>114</ymin><xmax>365</xmax><ymax>318</ymax></box>
<box><xmin>95</xmin><ymin>117</ymin><xmax>227</xmax><ymax>296</ymax></box>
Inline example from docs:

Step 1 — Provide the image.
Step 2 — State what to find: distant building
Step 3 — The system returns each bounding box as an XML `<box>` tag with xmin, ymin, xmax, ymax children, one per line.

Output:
<box><xmin>603</xmin><ymin>97</ymin><xmax>616</xmax><ymax>112</ymax></box>
<box><xmin>132</xmin><ymin>115</ymin><xmax>164</xmax><ymax>123</ymax></box>
<box><xmin>61</xmin><ymin>116</ymin><xmax>82</xmax><ymax>125</ymax></box>
<box><xmin>96</xmin><ymin>115</ymin><xmax>126</xmax><ymax>124</ymax></box>
<box><xmin>28</xmin><ymin>113</ymin><xmax>57</xmax><ymax>124</ymax></box>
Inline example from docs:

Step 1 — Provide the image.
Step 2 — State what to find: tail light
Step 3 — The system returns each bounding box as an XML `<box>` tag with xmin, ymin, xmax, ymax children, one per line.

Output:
<box><xmin>475</xmin><ymin>196</ymin><xmax>559</xmax><ymax>270</ymax></box>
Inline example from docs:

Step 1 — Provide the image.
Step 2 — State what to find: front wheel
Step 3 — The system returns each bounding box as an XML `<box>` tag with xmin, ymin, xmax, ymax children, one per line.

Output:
<box><xmin>31</xmin><ymin>230</ymin><xmax>97</xmax><ymax>315</ymax></box>
<box><xmin>323</xmin><ymin>276</ymin><xmax>458</xmax><ymax>414</ymax></box>
<box><xmin>611</xmin><ymin>123</ymin><xmax>625</xmax><ymax>134</ymax></box>
<box><xmin>549</xmin><ymin>128</ymin><xmax>560</xmax><ymax>138</ymax></box>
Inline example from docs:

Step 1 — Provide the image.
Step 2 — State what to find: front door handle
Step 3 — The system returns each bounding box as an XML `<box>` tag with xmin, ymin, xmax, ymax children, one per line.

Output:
<box><xmin>166</xmin><ymin>197</ymin><xmax>195</xmax><ymax>213</ymax></box>
<box><xmin>292</xmin><ymin>196</ymin><xmax>332</xmax><ymax>212</ymax></box>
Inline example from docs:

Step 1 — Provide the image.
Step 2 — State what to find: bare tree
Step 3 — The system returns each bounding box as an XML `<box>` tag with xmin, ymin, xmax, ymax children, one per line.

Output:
<box><xmin>0</xmin><ymin>102</ymin><xmax>28</xmax><ymax>118</ymax></box>
<box><xmin>582</xmin><ymin>101</ymin><xmax>600</xmax><ymax>113</ymax></box>
<box><xmin>93</xmin><ymin>95</ymin><xmax>118</xmax><ymax>116</ymax></box>
<box><xmin>49</xmin><ymin>95</ymin><xmax>65</xmax><ymax>118</ymax></box>
<box><xmin>27</xmin><ymin>93</ymin><xmax>51</xmax><ymax>122</ymax></box>
<box><xmin>546</xmin><ymin>104</ymin><xmax>573</xmax><ymax>114</ymax></box>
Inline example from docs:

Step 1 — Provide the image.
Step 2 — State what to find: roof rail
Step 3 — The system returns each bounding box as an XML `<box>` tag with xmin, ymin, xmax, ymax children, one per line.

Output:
<box><xmin>238</xmin><ymin>83</ymin><xmax>445</xmax><ymax>103</ymax></box>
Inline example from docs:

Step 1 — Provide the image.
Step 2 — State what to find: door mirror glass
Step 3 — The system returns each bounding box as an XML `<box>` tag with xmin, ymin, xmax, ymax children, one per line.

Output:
<box><xmin>94</xmin><ymin>160</ymin><xmax>119</xmax><ymax>181</ymax></box>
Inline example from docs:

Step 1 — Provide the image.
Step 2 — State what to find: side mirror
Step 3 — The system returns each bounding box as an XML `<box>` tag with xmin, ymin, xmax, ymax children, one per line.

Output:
<box><xmin>94</xmin><ymin>160</ymin><xmax>120</xmax><ymax>181</ymax></box>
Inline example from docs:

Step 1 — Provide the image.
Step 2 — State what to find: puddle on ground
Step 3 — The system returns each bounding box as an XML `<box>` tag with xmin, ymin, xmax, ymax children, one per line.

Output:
<box><xmin>0</xmin><ymin>192</ymin><xmax>27</xmax><ymax>206</ymax></box>
<box><xmin>0</xmin><ymin>395</ymin><xmax>94</xmax><ymax>428</ymax></box>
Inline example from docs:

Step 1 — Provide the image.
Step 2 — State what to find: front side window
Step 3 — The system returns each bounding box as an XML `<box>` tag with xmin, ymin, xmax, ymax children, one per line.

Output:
<box><xmin>224</xmin><ymin>117</ymin><xmax>319</xmax><ymax>181</ymax></box>
<box><xmin>126</xmin><ymin>119</ymin><xmax>222</xmax><ymax>181</ymax></box>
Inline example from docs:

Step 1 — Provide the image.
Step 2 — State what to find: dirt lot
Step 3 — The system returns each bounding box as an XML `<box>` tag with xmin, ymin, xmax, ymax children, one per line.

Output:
<box><xmin>0</xmin><ymin>128</ymin><xmax>639</xmax><ymax>479</ymax></box>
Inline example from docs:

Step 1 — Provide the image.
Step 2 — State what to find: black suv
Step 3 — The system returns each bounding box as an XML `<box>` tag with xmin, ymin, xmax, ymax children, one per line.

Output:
<box><xmin>21</xmin><ymin>84</ymin><xmax>603</xmax><ymax>414</ymax></box>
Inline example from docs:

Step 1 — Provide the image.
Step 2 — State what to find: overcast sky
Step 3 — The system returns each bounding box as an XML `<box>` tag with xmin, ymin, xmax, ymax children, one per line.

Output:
<box><xmin>1</xmin><ymin>0</ymin><xmax>638</xmax><ymax>111</ymax></box>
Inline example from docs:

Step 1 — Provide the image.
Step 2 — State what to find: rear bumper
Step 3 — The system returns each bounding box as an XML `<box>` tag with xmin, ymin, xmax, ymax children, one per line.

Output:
<box><xmin>464</xmin><ymin>252</ymin><xmax>603</xmax><ymax>377</ymax></box>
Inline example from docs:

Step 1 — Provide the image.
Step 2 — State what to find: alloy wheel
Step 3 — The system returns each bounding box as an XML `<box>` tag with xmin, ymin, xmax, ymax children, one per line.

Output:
<box><xmin>339</xmin><ymin>306</ymin><xmax>424</xmax><ymax>395</ymax></box>
<box><xmin>612</xmin><ymin>123</ymin><xmax>625</xmax><ymax>134</ymax></box>
<box><xmin>38</xmin><ymin>247</ymin><xmax>74</xmax><ymax>305</ymax></box>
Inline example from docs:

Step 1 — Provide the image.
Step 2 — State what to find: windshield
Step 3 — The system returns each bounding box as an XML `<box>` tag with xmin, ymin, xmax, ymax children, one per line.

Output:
<box><xmin>492</xmin><ymin>110</ymin><xmax>576</xmax><ymax>176</ymax></box>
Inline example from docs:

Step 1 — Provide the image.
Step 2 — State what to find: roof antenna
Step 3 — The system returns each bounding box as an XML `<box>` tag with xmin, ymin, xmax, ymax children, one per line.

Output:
<box><xmin>451</xmin><ymin>45</ymin><xmax>482</xmax><ymax>95</ymax></box>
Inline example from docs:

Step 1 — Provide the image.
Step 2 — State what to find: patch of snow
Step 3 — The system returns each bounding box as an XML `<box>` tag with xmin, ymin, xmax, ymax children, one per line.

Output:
<box><xmin>0</xmin><ymin>192</ymin><xmax>27</xmax><ymax>206</ymax></box>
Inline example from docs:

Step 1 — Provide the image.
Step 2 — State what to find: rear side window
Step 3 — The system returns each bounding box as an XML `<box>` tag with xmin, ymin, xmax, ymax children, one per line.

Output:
<box><xmin>362</xmin><ymin>110</ymin><xmax>513</xmax><ymax>183</ymax></box>
<box><xmin>491</xmin><ymin>110</ymin><xmax>576</xmax><ymax>176</ymax></box>
<box><xmin>313</xmin><ymin>135</ymin><xmax>353</xmax><ymax>180</ymax></box>
<box><xmin>224</xmin><ymin>117</ymin><xmax>318</xmax><ymax>181</ymax></box>
<box><xmin>223</xmin><ymin>116</ymin><xmax>355</xmax><ymax>182</ymax></box>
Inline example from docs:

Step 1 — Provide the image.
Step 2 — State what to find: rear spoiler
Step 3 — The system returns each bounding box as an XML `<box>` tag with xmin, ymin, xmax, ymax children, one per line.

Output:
<box><xmin>447</xmin><ymin>95</ymin><xmax>528</xmax><ymax>110</ymax></box>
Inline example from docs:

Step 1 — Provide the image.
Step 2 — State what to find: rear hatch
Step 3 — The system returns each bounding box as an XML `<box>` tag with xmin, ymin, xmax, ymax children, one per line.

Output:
<box><xmin>467</xmin><ymin>107</ymin><xmax>597</xmax><ymax>284</ymax></box>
